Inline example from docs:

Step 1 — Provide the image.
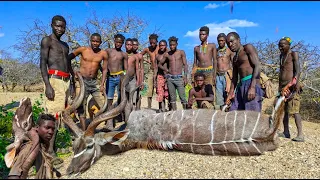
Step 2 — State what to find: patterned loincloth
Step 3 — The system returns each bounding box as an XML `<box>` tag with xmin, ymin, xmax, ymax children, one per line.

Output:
<box><xmin>156</xmin><ymin>74</ymin><xmax>169</xmax><ymax>102</ymax></box>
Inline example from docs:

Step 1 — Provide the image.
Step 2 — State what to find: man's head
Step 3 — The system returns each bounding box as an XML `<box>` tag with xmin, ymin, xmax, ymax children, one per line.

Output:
<box><xmin>226</xmin><ymin>32</ymin><xmax>241</xmax><ymax>52</ymax></box>
<box><xmin>90</xmin><ymin>33</ymin><xmax>102</xmax><ymax>50</ymax></box>
<box><xmin>132</xmin><ymin>38</ymin><xmax>139</xmax><ymax>53</ymax></box>
<box><xmin>51</xmin><ymin>15</ymin><xmax>66</xmax><ymax>38</ymax></box>
<box><xmin>37</xmin><ymin>114</ymin><xmax>56</xmax><ymax>143</ymax></box>
<box><xmin>125</xmin><ymin>38</ymin><xmax>133</xmax><ymax>52</ymax></box>
<box><xmin>114</xmin><ymin>34</ymin><xmax>125</xmax><ymax>50</ymax></box>
<box><xmin>168</xmin><ymin>36</ymin><xmax>178</xmax><ymax>51</ymax></box>
<box><xmin>194</xmin><ymin>72</ymin><xmax>205</xmax><ymax>87</ymax></box>
<box><xmin>149</xmin><ymin>34</ymin><xmax>159</xmax><ymax>49</ymax></box>
<box><xmin>159</xmin><ymin>40</ymin><xmax>167</xmax><ymax>52</ymax></box>
<box><xmin>199</xmin><ymin>26</ymin><xmax>209</xmax><ymax>42</ymax></box>
<box><xmin>278</xmin><ymin>37</ymin><xmax>292</xmax><ymax>54</ymax></box>
<box><xmin>217</xmin><ymin>33</ymin><xmax>227</xmax><ymax>48</ymax></box>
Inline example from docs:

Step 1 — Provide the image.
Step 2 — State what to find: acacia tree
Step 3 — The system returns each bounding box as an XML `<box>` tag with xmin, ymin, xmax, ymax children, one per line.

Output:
<box><xmin>13</xmin><ymin>10</ymin><xmax>161</xmax><ymax>67</ymax></box>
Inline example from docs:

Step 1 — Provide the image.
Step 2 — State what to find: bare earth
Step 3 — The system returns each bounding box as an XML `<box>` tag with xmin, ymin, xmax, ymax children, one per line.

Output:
<box><xmin>1</xmin><ymin>92</ymin><xmax>319</xmax><ymax>179</ymax></box>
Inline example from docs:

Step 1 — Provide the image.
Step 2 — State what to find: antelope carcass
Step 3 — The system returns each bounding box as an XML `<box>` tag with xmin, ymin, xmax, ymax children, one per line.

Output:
<box><xmin>62</xmin><ymin>73</ymin><xmax>286</xmax><ymax>176</ymax></box>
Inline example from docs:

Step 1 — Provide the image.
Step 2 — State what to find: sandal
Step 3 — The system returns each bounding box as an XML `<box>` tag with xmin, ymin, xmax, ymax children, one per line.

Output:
<box><xmin>278</xmin><ymin>132</ymin><xmax>291</xmax><ymax>139</ymax></box>
<box><xmin>292</xmin><ymin>136</ymin><xmax>305</xmax><ymax>142</ymax></box>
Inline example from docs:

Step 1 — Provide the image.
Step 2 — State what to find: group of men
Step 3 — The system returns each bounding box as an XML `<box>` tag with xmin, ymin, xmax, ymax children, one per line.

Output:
<box><xmin>7</xmin><ymin>15</ymin><xmax>304</xmax><ymax>179</ymax></box>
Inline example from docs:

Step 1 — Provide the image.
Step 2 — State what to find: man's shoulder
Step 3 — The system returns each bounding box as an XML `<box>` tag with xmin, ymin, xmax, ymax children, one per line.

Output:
<box><xmin>208</xmin><ymin>43</ymin><xmax>216</xmax><ymax>47</ymax></box>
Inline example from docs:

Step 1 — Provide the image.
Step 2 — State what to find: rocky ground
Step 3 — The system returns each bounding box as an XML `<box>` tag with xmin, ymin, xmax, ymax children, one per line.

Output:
<box><xmin>1</xmin><ymin>92</ymin><xmax>319</xmax><ymax>179</ymax></box>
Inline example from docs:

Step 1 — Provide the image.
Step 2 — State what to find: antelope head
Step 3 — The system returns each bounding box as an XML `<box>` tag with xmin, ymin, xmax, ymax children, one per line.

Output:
<box><xmin>62</xmin><ymin>73</ymin><xmax>132</xmax><ymax>176</ymax></box>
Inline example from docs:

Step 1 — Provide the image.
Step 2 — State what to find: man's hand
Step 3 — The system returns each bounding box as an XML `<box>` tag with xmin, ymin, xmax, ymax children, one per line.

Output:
<box><xmin>281</xmin><ymin>84</ymin><xmax>292</xmax><ymax>97</ymax></box>
<box><xmin>225</xmin><ymin>93</ymin><xmax>235</xmax><ymax>105</ymax></box>
<box><xmin>188</xmin><ymin>97</ymin><xmax>196</xmax><ymax>106</ymax></box>
<box><xmin>247</xmin><ymin>86</ymin><xmax>256</xmax><ymax>101</ymax></box>
<box><xmin>45</xmin><ymin>85</ymin><xmax>55</xmax><ymax>100</ymax></box>
<box><xmin>100</xmin><ymin>85</ymin><xmax>105</xmax><ymax>93</ymax></box>
<box><xmin>183</xmin><ymin>76</ymin><xmax>187</xmax><ymax>86</ymax></box>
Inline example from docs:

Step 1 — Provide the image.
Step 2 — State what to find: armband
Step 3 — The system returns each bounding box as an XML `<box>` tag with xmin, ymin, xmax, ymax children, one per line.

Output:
<box><xmin>67</xmin><ymin>53</ymin><xmax>76</xmax><ymax>61</ymax></box>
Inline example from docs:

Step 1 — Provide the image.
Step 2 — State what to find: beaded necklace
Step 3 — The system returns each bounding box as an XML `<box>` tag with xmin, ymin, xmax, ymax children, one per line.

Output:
<box><xmin>200</xmin><ymin>41</ymin><xmax>208</xmax><ymax>54</ymax></box>
<box><xmin>218</xmin><ymin>46</ymin><xmax>227</xmax><ymax>57</ymax></box>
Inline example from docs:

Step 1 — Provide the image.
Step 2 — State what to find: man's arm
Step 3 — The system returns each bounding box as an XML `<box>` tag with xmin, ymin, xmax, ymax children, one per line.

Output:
<box><xmin>140</xmin><ymin>48</ymin><xmax>151</xmax><ymax>64</ymax></box>
<box><xmin>153</xmin><ymin>55</ymin><xmax>159</xmax><ymax>88</ymax></box>
<box><xmin>40</xmin><ymin>37</ymin><xmax>54</xmax><ymax>100</ymax></box>
<box><xmin>225</xmin><ymin>61</ymin><xmax>238</xmax><ymax>105</ymax></box>
<box><xmin>100</xmin><ymin>50</ymin><xmax>109</xmax><ymax>92</ymax></box>
<box><xmin>181</xmin><ymin>50</ymin><xmax>188</xmax><ymax>86</ymax></box>
<box><xmin>212</xmin><ymin>44</ymin><xmax>217</xmax><ymax>86</ymax></box>
<box><xmin>123</xmin><ymin>53</ymin><xmax>128</xmax><ymax>71</ymax></box>
<box><xmin>292</xmin><ymin>51</ymin><xmax>300</xmax><ymax>83</ymax></box>
<box><xmin>193</xmin><ymin>46</ymin><xmax>197</xmax><ymax>68</ymax></box>
<box><xmin>245</xmin><ymin>44</ymin><xmax>261</xmax><ymax>101</ymax></box>
<box><xmin>158</xmin><ymin>53</ymin><xmax>169</xmax><ymax>74</ymax></box>
<box><xmin>188</xmin><ymin>88</ymin><xmax>195</xmax><ymax>107</ymax></box>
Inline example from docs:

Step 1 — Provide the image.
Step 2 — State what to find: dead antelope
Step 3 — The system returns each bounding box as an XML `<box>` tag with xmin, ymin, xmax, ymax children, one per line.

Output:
<box><xmin>62</xmin><ymin>73</ymin><xmax>286</xmax><ymax>176</ymax></box>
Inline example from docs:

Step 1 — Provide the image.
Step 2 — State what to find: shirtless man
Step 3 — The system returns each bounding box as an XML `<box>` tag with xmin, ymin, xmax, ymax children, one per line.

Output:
<box><xmin>125</xmin><ymin>38</ymin><xmax>143</xmax><ymax>110</ymax></box>
<box><xmin>105</xmin><ymin>34</ymin><xmax>128</xmax><ymax>129</ymax></box>
<box><xmin>215</xmin><ymin>33</ymin><xmax>233</xmax><ymax>109</ymax></box>
<box><xmin>158</xmin><ymin>36</ymin><xmax>188</xmax><ymax>110</ymax></box>
<box><xmin>40</xmin><ymin>15</ymin><xmax>71</xmax><ymax>163</ymax></box>
<box><xmin>141</xmin><ymin>34</ymin><xmax>159</xmax><ymax>109</ymax></box>
<box><xmin>154</xmin><ymin>40</ymin><xmax>170</xmax><ymax>112</ymax></box>
<box><xmin>8</xmin><ymin>114</ymin><xmax>58</xmax><ymax>179</ymax></box>
<box><xmin>193</xmin><ymin>26</ymin><xmax>217</xmax><ymax>87</ymax></box>
<box><xmin>277</xmin><ymin>37</ymin><xmax>304</xmax><ymax>142</ymax></box>
<box><xmin>67</xmin><ymin>33</ymin><xmax>108</xmax><ymax>131</ymax></box>
<box><xmin>187</xmin><ymin>72</ymin><xmax>214</xmax><ymax>109</ymax></box>
<box><xmin>225</xmin><ymin>32</ymin><xmax>263</xmax><ymax>112</ymax></box>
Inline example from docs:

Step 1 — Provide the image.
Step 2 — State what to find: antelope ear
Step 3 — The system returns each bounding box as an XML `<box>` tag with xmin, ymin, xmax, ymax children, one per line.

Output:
<box><xmin>95</xmin><ymin>130</ymin><xmax>130</xmax><ymax>146</ymax></box>
<box><xmin>5</xmin><ymin>147</ymin><xmax>16</xmax><ymax>168</ymax></box>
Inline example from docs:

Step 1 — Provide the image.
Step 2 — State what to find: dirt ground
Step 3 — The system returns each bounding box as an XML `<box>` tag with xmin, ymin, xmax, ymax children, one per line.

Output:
<box><xmin>1</xmin><ymin>92</ymin><xmax>319</xmax><ymax>179</ymax></box>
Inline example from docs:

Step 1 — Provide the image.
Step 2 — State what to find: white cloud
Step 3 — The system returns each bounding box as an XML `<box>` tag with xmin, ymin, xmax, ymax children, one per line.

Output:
<box><xmin>204</xmin><ymin>1</ymin><xmax>241</xmax><ymax>10</ymax></box>
<box><xmin>184</xmin><ymin>19</ymin><xmax>258</xmax><ymax>42</ymax></box>
<box><xmin>204</xmin><ymin>3</ymin><xmax>220</xmax><ymax>9</ymax></box>
<box><xmin>0</xmin><ymin>33</ymin><xmax>4</xmax><ymax>38</ymax></box>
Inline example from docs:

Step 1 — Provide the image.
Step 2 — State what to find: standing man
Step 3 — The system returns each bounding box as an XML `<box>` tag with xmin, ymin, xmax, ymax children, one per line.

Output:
<box><xmin>154</xmin><ymin>40</ymin><xmax>170</xmax><ymax>112</ymax></box>
<box><xmin>187</xmin><ymin>72</ymin><xmax>214</xmax><ymax>109</ymax></box>
<box><xmin>40</xmin><ymin>15</ymin><xmax>72</xmax><ymax>163</ymax></box>
<box><xmin>215</xmin><ymin>33</ymin><xmax>233</xmax><ymax>109</ymax></box>
<box><xmin>277</xmin><ymin>37</ymin><xmax>304</xmax><ymax>142</ymax></box>
<box><xmin>125</xmin><ymin>38</ymin><xmax>143</xmax><ymax>110</ymax></box>
<box><xmin>105</xmin><ymin>34</ymin><xmax>128</xmax><ymax>129</ymax></box>
<box><xmin>141</xmin><ymin>34</ymin><xmax>159</xmax><ymax>109</ymax></box>
<box><xmin>67</xmin><ymin>33</ymin><xmax>108</xmax><ymax>131</ymax></box>
<box><xmin>225</xmin><ymin>32</ymin><xmax>263</xmax><ymax>112</ymax></box>
<box><xmin>193</xmin><ymin>26</ymin><xmax>217</xmax><ymax>87</ymax></box>
<box><xmin>158</xmin><ymin>36</ymin><xmax>188</xmax><ymax>110</ymax></box>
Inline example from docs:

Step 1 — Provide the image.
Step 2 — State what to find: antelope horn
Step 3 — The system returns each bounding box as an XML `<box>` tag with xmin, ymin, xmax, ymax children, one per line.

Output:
<box><xmin>61</xmin><ymin>71</ymin><xmax>85</xmax><ymax>137</ymax></box>
<box><xmin>84</xmin><ymin>74</ymin><xmax>130</xmax><ymax>137</ymax></box>
<box><xmin>94</xmin><ymin>90</ymin><xmax>108</xmax><ymax>117</ymax></box>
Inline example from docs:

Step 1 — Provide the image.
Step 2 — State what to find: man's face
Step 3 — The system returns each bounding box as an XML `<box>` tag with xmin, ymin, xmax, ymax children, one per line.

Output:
<box><xmin>149</xmin><ymin>39</ymin><xmax>157</xmax><ymax>49</ymax></box>
<box><xmin>217</xmin><ymin>37</ymin><xmax>226</xmax><ymax>48</ymax></box>
<box><xmin>90</xmin><ymin>36</ymin><xmax>102</xmax><ymax>50</ymax></box>
<box><xmin>125</xmin><ymin>40</ymin><xmax>133</xmax><ymax>52</ymax></box>
<box><xmin>132</xmin><ymin>41</ymin><xmax>139</xmax><ymax>52</ymax></box>
<box><xmin>195</xmin><ymin>76</ymin><xmax>205</xmax><ymax>87</ymax></box>
<box><xmin>226</xmin><ymin>35</ymin><xmax>240</xmax><ymax>52</ymax></box>
<box><xmin>37</xmin><ymin>120</ymin><xmax>55</xmax><ymax>143</ymax></box>
<box><xmin>51</xmin><ymin>20</ymin><xmax>66</xmax><ymax>38</ymax></box>
<box><xmin>114</xmin><ymin>38</ymin><xmax>124</xmax><ymax>49</ymax></box>
<box><xmin>278</xmin><ymin>40</ymin><xmax>290</xmax><ymax>54</ymax></box>
<box><xmin>169</xmin><ymin>41</ymin><xmax>177</xmax><ymax>51</ymax></box>
<box><xmin>199</xmin><ymin>31</ymin><xmax>208</xmax><ymax>42</ymax></box>
<box><xmin>159</xmin><ymin>42</ymin><xmax>167</xmax><ymax>52</ymax></box>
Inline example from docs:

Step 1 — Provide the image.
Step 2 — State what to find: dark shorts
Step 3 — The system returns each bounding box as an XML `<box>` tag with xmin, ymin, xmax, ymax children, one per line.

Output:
<box><xmin>229</xmin><ymin>78</ymin><xmax>263</xmax><ymax>112</ymax></box>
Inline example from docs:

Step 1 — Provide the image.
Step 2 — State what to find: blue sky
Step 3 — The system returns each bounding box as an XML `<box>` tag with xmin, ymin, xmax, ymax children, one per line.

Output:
<box><xmin>1</xmin><ymin>1</ymin><xmax>320</xmax><ymax>61</ymax></box>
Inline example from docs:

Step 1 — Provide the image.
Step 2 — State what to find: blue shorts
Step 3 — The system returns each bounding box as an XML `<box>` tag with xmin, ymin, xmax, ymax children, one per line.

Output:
<box><xmin>229</xmin><ymin>77</ymin><xmax>263</xmax><ymax>112</ymax></box>
<box><xmin>106</xmin><ymin>75</ymin><xmax>121</xmax><ymax>100</ymax></box>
